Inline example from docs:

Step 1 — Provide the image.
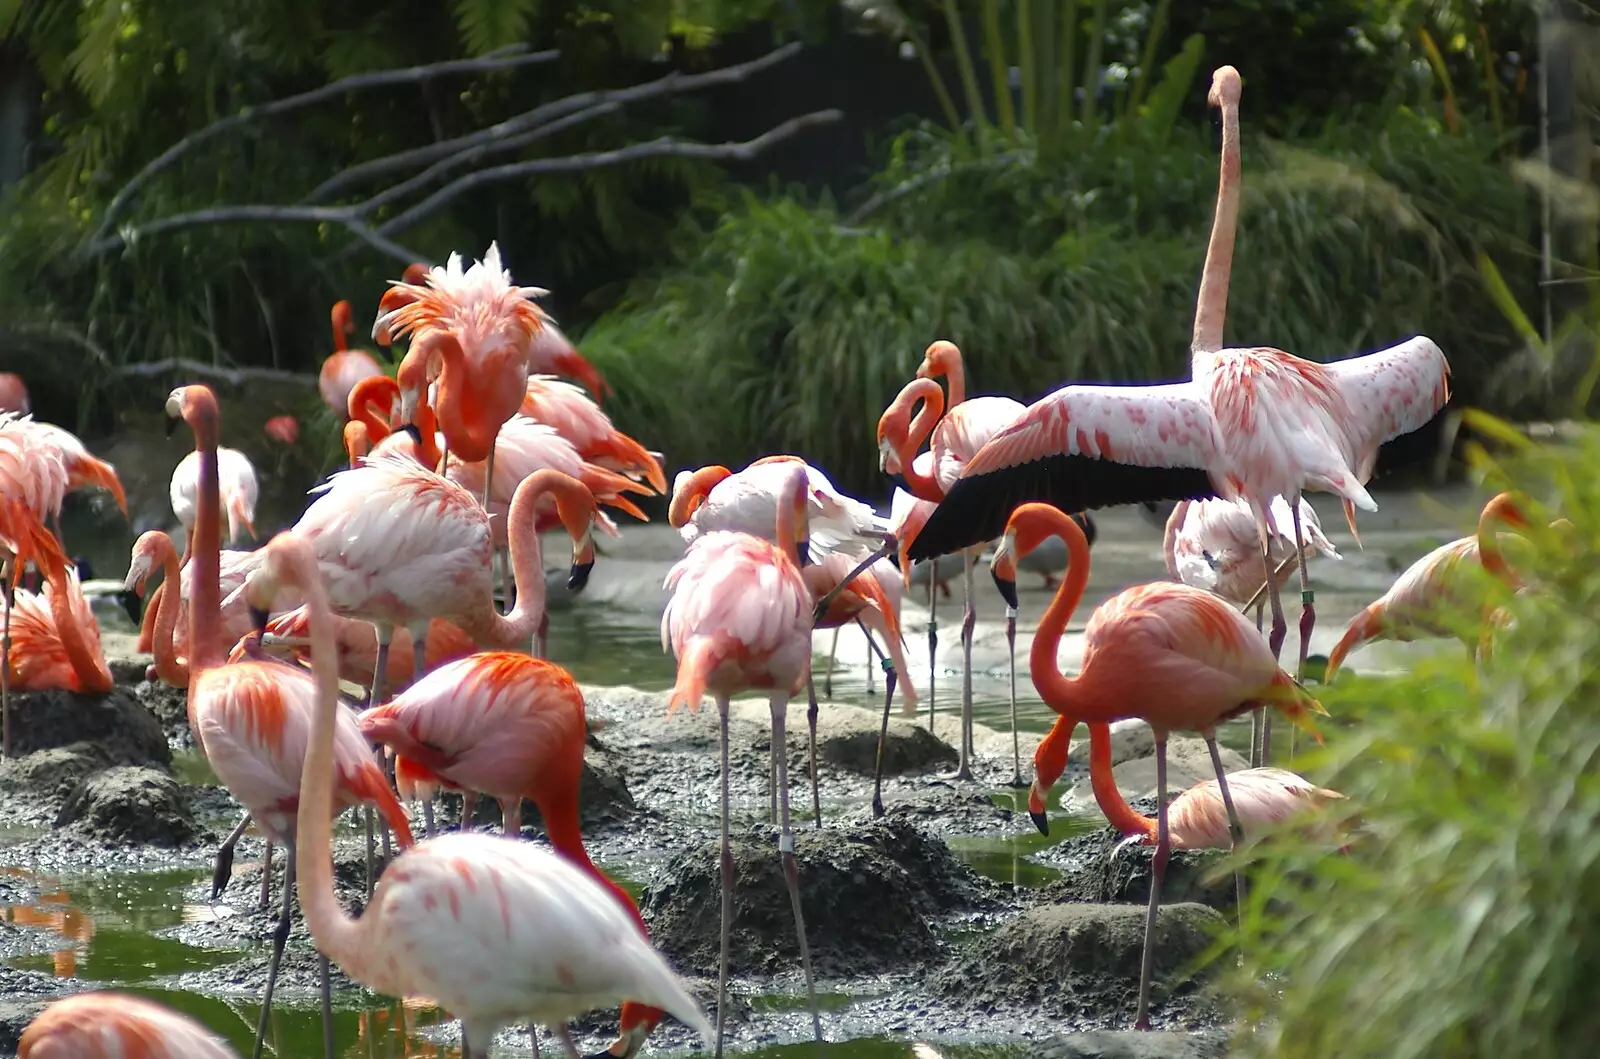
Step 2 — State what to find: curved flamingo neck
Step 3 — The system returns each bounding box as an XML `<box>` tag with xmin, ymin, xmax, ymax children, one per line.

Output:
<box><xmin>774</xmin><ymin>469</ymin><xmax>808</xmax><ymax>568</ymax></box>
<box><xmin>331</xmin><ymin>302</ymin><xmax>351</xmax><ymax>352</ymax></box>
<box><xmin>927</xmin><ymin>355</ymin><xmax>966</xmax><ymax>408</ymax></box>
<box><xmin>41</xmin><ymin>575</ymin><xmax>111</xmax><ymax>694</ymax></box>
<box><xmin>185</xmin><ymin>394</ymin><xmax>224</xmax><ymax>681</ymax></box>
<box><xmin>1027</xmin><ymin>509</ymin><xmax>1098</xmax><ymax>719</ymax></box>
<box><xmin>150</xmin><ymin>538</ymin><xmax>188</xmax><ymax>688</ymax></box>
<box><xmin>472</xmin><ymin>470</ymin><xmax>581</xmax><ymax>648</ymax></box>
<box><xmin>1086</xmin><ymin>722</ymin><xmax>1157</xmax><ymax>841</ymax></box>
<box><xmin>1477</xmin><ymin>494</ymin><xmax>1523</xmax><ymax>587</ymax></box>
<box><xmin>294</xmin><ymin>542</ymin><xmax>367</xmax><ymax>974</ymax></box>
<box><xmin>1161</xmin><ymin>501</ymin><xmax>1189</xmax><ymax>581</ymax></box>
<box><xmin>1192</xmin><ymin>95</ymin><xmax>1240</xmax><ymax>357</ymax></box>
<box><xmin>428</xmin><ymin>334</ymin><xmax>499</xmax><ymax>462</ymax></box>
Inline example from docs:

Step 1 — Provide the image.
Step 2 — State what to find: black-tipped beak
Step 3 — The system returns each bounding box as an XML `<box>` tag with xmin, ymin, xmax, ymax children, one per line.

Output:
<box><xmin>568</xmin><ymin>559</ymin><xmax>593</xmax><ymax>592</ymax></box>
<box><xmin>401</xmin><ymin>423</ymin><xmax>423</xmax><ymax>443</ymax></box>
<box><xmin>120</xmin><ymin>590</ymin><xmax>143</xmax><ymax>627</ymax></box>
<box><xmin>249</xmin><ymin>606</ymin><xmax>270</xmax><ymax>637</ymax></box>
<box><xmin>164</xmin><ymin>416</ymin><xmax>179</xmax><ymax>438</ymax></box>
<box><xmin>797</xmin><ymin>537</ymin><xmax>812</xmax><ymax>566</ymax></box>
<box><xmin>992</xmin><ymin>568</ymin><xmax>1018</xmax><ymax>610</ymax></box>
<box><xmin>1030</xmin><ymin>809</ymin><xmax>1049</xmax><ymax>836</ymax></box>
<box><xmin>1074</xmin><ymin>512</ymin><xmax>1098</xmax><ymax>548</ymax></box>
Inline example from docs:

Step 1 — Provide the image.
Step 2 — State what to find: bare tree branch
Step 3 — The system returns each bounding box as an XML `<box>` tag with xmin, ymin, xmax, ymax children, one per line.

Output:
<box><xmin>304</xmin><ymin>41</ymin><xmax>805</xmax><ymax>204</ymax></box>
<box><xmin>111</xmin><ymin>358</ymin><xmax>319</xmax><ymax>388</ymax></box>
<box><xmin>375</xmin><ymin>110</ymin><xmax>844</xmax><ymax>238</ymax></box>
<box><xmin>88</xmin><ymin>44</ymin><xmax>561</xmax><ymax>250</ymax></box>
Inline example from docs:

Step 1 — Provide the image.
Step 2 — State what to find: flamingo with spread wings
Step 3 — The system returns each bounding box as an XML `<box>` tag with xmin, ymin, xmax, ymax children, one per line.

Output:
<box><xmin>906</xmin><ymin>66</ymin><xmax>1451</xmax><ymax>689</ymax></box>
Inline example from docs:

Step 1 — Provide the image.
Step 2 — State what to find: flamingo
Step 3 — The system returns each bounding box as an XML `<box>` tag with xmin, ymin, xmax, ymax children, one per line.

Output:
<box><xmin>905</xmin><ymin>65</ymin><xmax>1452</xmax><ymax>688</ymax></box>
<box><xmin>319</xmin><ymin>299</ymin><xmax>386</xmax><ymax>419</ymax></box>
<box><xmin>19</xmin><ymin>992</ymin><xmax>241</xmax><ymax>1058</ymax></box>
<box><xmin>14</xmin><ymin>419</ymin><xmax>128</xmax><ymax>523</ymax></box>
<box><xmin>171</xmin><ymin>447</ymin><xmax>259</xmax><ymax>555</ymax></box>
<box><xmin>669</xmin><ymin>455</ymin><xmax>889</xmax><ymax>561</ymax></box>
<box><xmin>521</xmin><ymin>374</ymin><xmax>664</xmax><ymax>492</ymax></box>
<box><xmin>1325</xmin><ymin>491</ymin><xmax>1530</xmax><ymax>680</ymax></box>
<box><xmin>989</xmin><ymin>502</ymin><xmax>1325</xmax><ymax>1029</ymax></box>
<box><xmin>280</xmin><ymin>456</ymin><xmax>598</xmax><ymax>701</ymax></box>
<box><xmin>239</xmin><ymin>530</ymin><xmax>713</xmax><ymax>1059</ymax></box>
<box><xmin>1</xmin><ymin>566</ymin><xmax>113</xmax><ymax>694</ymax></box>
<box><xmin>0</xmin><ymin>373</ymin><xmax>28</xmax><ymax>415</ymax></box>
<box><xmin>264</xmin><ymin>415</ymin><xmax>300</xmax><ymax>447</ymax></box>
<box><xmin>662</xmin><ymin>460</ymin><xmax>823</xmax><ymax>1056</ymax></box>
<box><xmin>375</xmin><ymin>243</ymin><xmax>548</xmax><ymax>507</ymax></box>
<box><xmin>166</xmin><ymin>383</ymin><xmax>417</xmax><ymax>1059</ymax></box>
<box><xmin>526</xmin><ymin>320</ymin><xmax>613</xmax><ymax>404</ymax></box>
<box><xmin>1027</xmin><ymin>713</ymin><xmax>1344</xmax><ymax>847</ymax></box>
<box><xmin>1164</xmin><ymin>495</ymin><xmax>1339</xmax><ymax>763</ymax></box>
<box><xmin>358</xmin><ymin>651</ymin><xmax>671</xmax><ymax>1058</ymax></box>
<box><xmin>259</xmin><ymin>604</ymin><xmax>477</xmax><ymax>694</ymax></box>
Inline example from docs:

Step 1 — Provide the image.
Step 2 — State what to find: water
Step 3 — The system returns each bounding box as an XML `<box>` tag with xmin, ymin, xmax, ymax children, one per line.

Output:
<box><xmin>8</xmin><ymin>487</ymin><xmax>1491</xmax><ymax>1054</ymax></box>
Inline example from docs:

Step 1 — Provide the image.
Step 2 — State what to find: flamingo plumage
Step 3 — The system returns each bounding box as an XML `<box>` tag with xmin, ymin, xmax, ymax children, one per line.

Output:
<box><xmin>0</xmin><ymin>373</ymin><xmax>28</xmax><ymax>416</ymax></box>
<box><xmin>1</xmin><ymin>568</ymin><xmax>112</xmax><ymax>694</ymax></box>
<box><xmin>171</xmin><ymin>447</ymin><xmax>259</xmax><ymax>554</ymax></box>
<box><xmin>19</xmin><ymin>992</ymin><xmax>241</xmax><ymax>1059</ymax></box>
<box><xmin>669</xmin><ymin>455</ymin><xmax>890</xmax><ymax>561</ymax></box>
<box><xmin>521</xmin><ymin>374</ymin><xmax>664</xmax><ymax>492</ymax></box>
<box><xmin>14</xmin><ymin>419</ymin><xmax>127</xmax><ymax>518</ymax></box>
<box><xmin>320</xmin><ymin>300</ymin><xmax>386</xmax><ymax>419</ymax></box>
<box><xmin>259</xmin><ymin>604</ymin><xmax>477</xmax><ymax>693</ymax></box>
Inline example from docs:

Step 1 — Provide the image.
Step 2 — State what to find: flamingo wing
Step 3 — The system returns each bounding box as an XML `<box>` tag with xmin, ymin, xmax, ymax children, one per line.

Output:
<box><xmin>1324</xmin><ymin>335</ymin><xmax>1451</xmax><ymax>480</ymax></box>
<box><xmin>908</xmin><ymin>382</ymin><xmax>1222</xmax><ymax>561</ymax></box>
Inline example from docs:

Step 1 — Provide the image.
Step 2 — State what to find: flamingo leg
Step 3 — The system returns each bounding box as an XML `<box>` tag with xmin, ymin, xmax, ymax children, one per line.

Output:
<box><xmin>258</xmin><ymin>839</ymin><xmax>273</xmax><ymax>913</ymax></box>
<box><xmin>502</xmin><ymin>797</ymin><xmax>522</xmax><ymax>838</ymax></box>
<box><xmin>769</xmin><ymin>691</ymin><xmax>824</xmax><ymax>1054</ymax></box>
<box><xmin>1006</xmin><ymin>600</ymin><xmax>1022</xmax><ymax>787</ymax></box>
<box><xmin>1205</xmin><ymin>734</ymin><xmax>1248</xmax><ymax>922</ymax></box>
<box><xmin>250</xmin><ymin>839</ymin><xmax>296</xmax><ymax>1059</ymax></box>
<box><xmin>1263</xmin><ymin>536</ymin><xmax>1288</xmax><ymax>663</ymax></box>
<box><xmin>535</xmin><ymin>610</ymin><xmax>549</xmax><ymax>661</ymax></box>
<box><xmin>1134</xmin><ymin>735</ymin><xmax>1170</xmax><ymax>1031</ymax></box>
<box><xmin>714</xmin><ymin>691</ymin><xmax>733</xmax><ymax>1059</ymax></box>
<box><xmin>805</xmin><ymin>673</ymin><xmax>822</xmax><ymax>829</ymax></box>
<box><xmin>364</xmin><ymin>806</ymin><xmax>376</xmax><ymax>899</ymax></box>
<box><xmin>947</xmin><ymin>549</ymin><xmax>976</xmax><ymax>781</ymax></box>
<box><xmin>500</xmin><ymin>545</ymin><xmax>512</xmax><ymax>617</ymax></box>
<box><xmin>864</xmin><ymin>623</ymin><xmax>875</xmax><ymax>694</ymax></box>
<box><xmin>866</xmin><ymin>630</ymin><xmax>897</xmax><ymax>818</ymax></box>
<box><xmin>1</xmin><ymin>561</ymin><xmax>12</xmax><ymax>760</ymax></box>
<box><xmin>461</xmin><ymin>790</ymin><xmax>478</xmax><ymax>832</ymax></box>
<box><xmin>822</xmin><ymin>626</ymin><xmax>839</xmax><ymax>698</ymax></box>
<box><xmin>556</xmin><ymin>1024</ymin><xmax>582</xmax><ymax>1059</ymax></box>
<box><xmin>318</xmin><ymin>953</ymin><xmax>334</xmax><ymax>1059</ymax></box>
<box><xmin>422</xmin><ymin>798</ymin><xmax>436</xmax><ymax>838</ymax></box>
<box><xmin>926</xmin><ymin>568</ymin><xmax>937</xmax><ymax>732</ymax></box>
<box><xmin>211</xmin><ymin>809</ymin><xmax>253</xmax><ymax>900</ymax></box>
<box><xmin>409</xmin><ymin>620</ymin><xmax>429</xmax><ymax>689</ymax></box>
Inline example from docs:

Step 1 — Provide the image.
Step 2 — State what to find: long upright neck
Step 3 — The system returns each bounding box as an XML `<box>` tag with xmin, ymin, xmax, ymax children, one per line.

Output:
<box><xmin>151</xmin><ymin>541</ymin><xmax>188</xmax><ymax>688</ymax></box>
<box><xmin>1028</xmin><ymin>513</ymin><xmax>1094</xmax><ymax>716</ymax></box>
<box><xmin>1476</xmin><ymin>495</ymin><xmax>1522</xmax><ymax>587</ymax></box>
<box><xmin>941</xmin><ymin>360</ymin><xmax>966</xmax><ymax>408</ymax></box>
<box><xmin>895</xmin><ymin>382</ymin><xmax>946</xmax><ymax>504</ymax></box>
<box><xmin>187</xmin><ymin>407</ymin><xmax>224</xmax><ymax>684</ymax></box>
<box><xmin>1161</xmin><ymin>501</ymin><xmax>1189</xmax><ymax>581</ymax></box>
<box><xmin>1191</xmin><ymin>98</ymin><xmax>1241</xmax><ymax>357</ymax></box>
<box><xmin>429</xmin><ymin>335</ymin><xmax>498</xmax><ymax>462</ymax></box>
<box><xmin>1086</xmin><ymin>722</ymin><xmax>1157</xmax><ymax>841</ymax></box>
<box><xmin>297</xmin><ymin>553</ymin><xmax>369</xmax><ymax>975</ymax></box>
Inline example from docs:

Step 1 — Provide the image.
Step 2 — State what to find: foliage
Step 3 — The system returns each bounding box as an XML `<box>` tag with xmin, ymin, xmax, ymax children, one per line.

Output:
<box><xmin>1213</xmin><ymin>422</ymin><xmax>1600</xmax><ymax>1059</ymax></box>
<box><xmin>579</xmin><ymin>107</ymin><xmax>1534</xmax><ymax>497</ymax></box>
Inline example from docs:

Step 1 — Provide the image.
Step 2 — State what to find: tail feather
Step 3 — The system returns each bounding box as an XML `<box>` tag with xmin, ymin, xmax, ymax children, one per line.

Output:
<box><xmin>349</xmin><ymin>760</ymin><xmax>416</xmax><ymax>848</ymax></box>
<box><xmin>77</xmin><ymin>456</ymin><xmax>128</xmax><ymax>517</ymax></box>
<box><xmin>1326</xmin><ymin>603</ymin><xmax>1385</xmax><ymax>681</ymax></box>
<box><xmin>667</xmin><ymin>637</ymin><xmax>721</xmax><ymax>714</ymax></box>
<box><xmin>590</xmin><ymin>430</ymin><xmax>668</xmax><ymax>495</ymax></box>
<box><xmin>578</xmin><ymin>462</ymin><xmax>654</xmax><ymax>524</ymax></box>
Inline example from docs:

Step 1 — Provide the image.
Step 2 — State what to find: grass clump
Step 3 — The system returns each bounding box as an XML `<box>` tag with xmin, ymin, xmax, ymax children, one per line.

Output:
<box><xmin>1218</xmin><ymin>424</ymin><xmax>1600</xmax><ymax>1058</ymax></box>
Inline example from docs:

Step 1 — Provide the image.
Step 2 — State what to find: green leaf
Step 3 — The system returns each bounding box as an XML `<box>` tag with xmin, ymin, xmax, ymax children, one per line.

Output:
<box><xmin>1476</xmin><ymin>250</ymin><xmax>1541</xmax><ymax>347</ymax></box>
<box><xmin>451</xmin><ymin>0</ymin><xmax>541</xmax><ymax>57</ymax></box>
<box><xmin>1135</xmin><ymin>32</ymin><xmax>1203</xmax><ymax>144</ymax></box>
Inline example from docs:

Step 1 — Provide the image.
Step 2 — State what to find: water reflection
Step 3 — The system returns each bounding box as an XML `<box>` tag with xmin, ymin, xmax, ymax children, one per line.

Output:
<box><xmin>3</xmin><ymin>869</ymin><xmax>94</xmax><ymax>977</ymax></box>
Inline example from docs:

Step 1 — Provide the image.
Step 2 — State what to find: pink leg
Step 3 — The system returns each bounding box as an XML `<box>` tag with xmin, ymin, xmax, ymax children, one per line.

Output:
<box><xmin>460</xmin><ymin>790</ymin><xmax>478</xmax><ymax>832</ymax></box>
<box><xmin>769</xmin><ymin>692</ymin><xmax>824</xmax><ymax>1050</ymax></box>
<box><xmin>501</xmin><ymin>797</ymin><xmax>523</xmax><ymax>837</ymax></box>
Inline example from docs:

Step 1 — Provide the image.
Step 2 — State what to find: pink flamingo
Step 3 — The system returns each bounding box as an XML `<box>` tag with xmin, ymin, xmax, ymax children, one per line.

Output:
<box><xmin>1027</xmin><ymin>714</ymin><xmax>1344</xmax><ymax>848</ymax></box>
<box><xmin>280</xmin><ymin>456</ymin><xmax>598</xmax><ymax>700</ymax></box>
<box><xmin>1326</xmin><ymin>491</ymin><xmax>1529</xmax><ymax>679</ymax></box>
<box><xmin>1164</xmin><ymin>495</ymin><xmax>1340</xmax><ymax>763</ymax></box>
<box><xmin>239</xmin><ymin>530</ymin><xmax>711</xmax><ymax>1059</ymax></box>
<box><xmin>19</xmin><ymin>992</ymin><xmax>241</xmax><ymax>1058</ymax></box>
<box><xmin>990</xmin><ymin>501</ymin><xmax>1325</xmax><ymax>1028</ymax></box>
<box><xmin>526</xmin><ymin>320</ymin><xmax>613</xmax><ymax>403</ymax></box>
<box><xmin>319</xmin><ymin>300</ymin><xmax>386</xmax><ymax>419</ymax></box>
<box><xmin>170</xmin><ymin>447</ymin><xmax>258</xmax><ymax>555</ymax></box>
<box><xmin>906</xmin><ymin>65</ymin><xmax>1452</xmax><ymax>687</ymax></box>
<box><xmin>264</xmin><ymin>415</ymin><xmax>300</xmax><ymax>447</ymax></box>
<box><xmin>0</xmin><ymin>373</ymin><xmax>28</xmax><ymax>416</ymax></box>
<box><xmin>14</xmin><ymin>419</ymin><xmax>128</xmax><ymax>523</ymax></box>
<box><xmin>669</xmin><ymin>455</ymin><xmax>889</xmax><ymax>561</ymax></box>
<box><xmin>259</xmin><ymin>604</ymin><xmax>476</xmax><ymax>694</ymax></box>
<box><xmin>358</xmin><ymin>651</ymin><xmax>671</xmax><ymax>1056</ymax></box>
<box><xmin>662</xmin><ymin>461</ymin><xmax>823</xmax><ymax>1054</ymax></box>
<box><xmin>166</xmin><ymin>383</ymin><xmax>416</xmax><ymax>1059</ymax></box>
<box><xmin>2</xmin><ymin>566</ymin><xmax>113</xmax><ymax>695</ymax></box>
<box><xmin>522</xmin><ymin>374</ymin><xmax>664</xmax><ymax>492</ymax></box>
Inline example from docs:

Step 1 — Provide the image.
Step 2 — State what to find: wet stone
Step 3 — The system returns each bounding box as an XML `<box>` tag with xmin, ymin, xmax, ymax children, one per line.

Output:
<box><xmin>56</xmin><ymin>766</ymin><xmax>197</xmax><ymax>846</ymax></box>
<box><xmin>934</xmin><ymin>902</ymin><xmax>1225</xmax><ymax>1022</ymax></box>
<box><xmin>1038</xmin><ymin>1028</ymin><xmax>1232</xmax><ymax>1059</ymax></box>
<box><xmin>129</xmin><ymin>679</ymin><xmax>192</xmax><ymax>745</ymax></box>
<box><xmin>812</xmin><ymin>712</ymin><xmax>957</xmax><ymax>776</ymax></box>
<box><xmin>5</xmin><ymin>688</ymin><xmax>170</xmax><ymax>768</ymax></box>
<box><xmin>0</xmin><ymin>967</ymin><xmax>80</xmax><ymax>1052</ymax></box>
<box><xmin>642</xmin><ymin>818</ymin><xmax>998</xmax><ymax>977</ymax></box>
<box><xmin>0</xmin><ymin>742</ymin><xmax>114</xmax><ymax>802</ymax></box>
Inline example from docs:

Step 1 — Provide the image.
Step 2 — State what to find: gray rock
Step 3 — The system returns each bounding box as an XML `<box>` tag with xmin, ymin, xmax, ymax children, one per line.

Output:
<box><xmin>0</xmin><ymin>742</ymin><xmax>113</xmax><ymax>801</ymax></box>
<box><xmin>935</xmin><ymin>902</ymin><xmax>1225</xmax><ymax>1021</ymax></box>
<box><xmin>1037</xmin><ymin>809</ymin><xmax>1237</xmax><ymax>914</ymax></box>
<box><xmin>813</xmin><ymin>712</ymin><xmax>957</xmax><ymax>776</ymax></box>
<box><xmin>130</xmin><ymin>679</ymin><xmax>191</xmax><ymax>744</ymax></box>
<box><xmin>1039</xmin><ymin>1029</ymin><xmax>1231</xmax><ymax>1059</ymax></box>
<box><xmin>0</xmin><ymin>967</ymin><xmax>78</xmax><ymax>1052</ymax></box>
<box><xmin>5</xmin><ymin>688</ymin><xmax>170</xmax><ymax>768</ymax></box>
<box><xmin>642</xmin><ymin>818</ymin><xmax>998</xmax><ymax>977</ymax></box>
<box><xmin>1066</xmin><ymin>719</ymin><xmax>1155</xmax><ymax>769</ymax></box>
<box><xmin>56</xmin><ymin>766</ymin><xmax>197</xmax><ymax>846</ymax></box>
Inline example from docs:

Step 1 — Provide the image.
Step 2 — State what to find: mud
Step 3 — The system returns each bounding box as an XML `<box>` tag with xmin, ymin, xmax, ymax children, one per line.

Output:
<box><xmin>1036</xmin><ymin>805</ymin><xmax>1237</xmax><ymax>913</ymax></box>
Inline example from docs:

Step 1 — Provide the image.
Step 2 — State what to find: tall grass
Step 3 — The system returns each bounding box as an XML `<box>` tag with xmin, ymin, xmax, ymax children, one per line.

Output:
<box><xmin>1215</xmin><ymin>423</ymin><xmax>1600</xmax><ymax>1058</ymax></box>
<box><xmin>580</xmin><ymin>109</ymin><xmax>1534</xmax><ymax>495</ymax></box>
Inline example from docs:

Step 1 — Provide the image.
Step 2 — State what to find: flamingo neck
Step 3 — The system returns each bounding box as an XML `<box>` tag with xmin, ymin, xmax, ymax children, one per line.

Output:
<box><xmin>473</xmin><ymin>472</ymin><xmax>561</xmax><ymax>648</ymax></box>
<box><xmin>940</xmin><ymin>360</ymin><xmax>966</xmax><ymax>408</ymax></box>
<box><xmin>151</xmin><ymin>542</ymin><xmax>189</xmax><ymax>688</ymax></box>
<box><xmin>187</xmin><ymin>403</ymin><xmax>224</xmax><ymax>682</ymax></box>
<box><xmin>897</xmin><ymin>382</ymin><xmax>946</xmax><ymax>503</ymax></box>
<box><xmin>1161</xmin><ymin>501</ymin><xmax>1189</xmax><ymax>582</ymax></box>
<box><xmin>428</xmin><ymin>335</ymin><xmax>499</xmax><ymax>462</ymax></box>
<box><xmin>1477</xmin><ymin>495</ymin><xmax>1522</xmax><ymax>588</ymax></box>
<box><xmin>1086</xmin><ymin>722</ymin><xmax>1157</xmax><ymax>841</ymax></box>
<box><xmin>41</xmin><ymin>575</ymin><xmax>111</xmax><ymax>694</ymax></box>
<box><xmin>1192</xmin><ymin>97</ymin><xmax>1240</xmax><ymax>357</ymax></box>
<box><xmin>296</xmin><ymin>547</ymin><xmax>368</xmax><ymax>974</ymax></box>
<box><xmin>1028</xmin><ymin>511</ymin><xmax>1097</xmax><ymax>719</ymax></box>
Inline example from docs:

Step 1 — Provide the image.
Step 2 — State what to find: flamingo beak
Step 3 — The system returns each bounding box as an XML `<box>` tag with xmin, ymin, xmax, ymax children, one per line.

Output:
<box><xmin>1030</xmin><ymin>807</ymin><xmax>1049</xmax><ymax>836</ymax></box>
<box><xmin>1028</xmin><ymin>780</ymin><xmax>1049</xmax><ymax>835</ymax></box>
<box><xmin>119</xmin><ymin>591</ymin><xmax>142</xmax><ymax>627</ymax></box>
<box><xmin>796</xmin><ymin>536</ymin><xmax>812</xmax><ymax>567</ymax></box>
<box><xmin>568</xmin><ymin>559</ymin><xmax>594</xmax><ymax>592</ymax></box>
<box><xmin>164</xmin><ymin>415</ymin><xmax>180</xmax><ymax>438</ymax></box>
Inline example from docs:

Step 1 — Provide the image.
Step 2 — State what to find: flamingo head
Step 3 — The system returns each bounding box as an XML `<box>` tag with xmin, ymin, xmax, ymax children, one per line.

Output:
<box><xmin>264</xmin><ymin>415</ymin><xmax>300</xmax><ymax>446</ymax></box>
<box><xmin>552</xmin><ymin>479</ymin><xmax>599</xmax><ymax>592</ymax></box>
<box><xmin>666</xmin><ymin>465</ymin><xmax>732</xmax><ymax>529</ymax></box>
<box><xmin>782</xmin><ymin>463</ymin><xmax>812</xmax><ymax>567</ymax></box>
<box><xmin>1209</xmin><ymin>65</ymin><xmax>1242</xmax><ymax>109</ymax></box>
<box><xmin>916</xmin><ymin>340</ymin><xmax>962</xmax><ymax>383</ymax></box>
<box><xmin>1028</xmin><ymin>716</ymin><xmax>1074</xmax><ymax>836</ymax></box>
<box><xmin>242</xmin><ymin>533</ymin><xmax>321</xmax><ymax>635</ymax></box>
<box><xmin>165</xmin><ymin>384</ymin><xmax>218</xmax><ymax>437</ymax></box>
<box><xmin>989</xmin><ymin>531</ymin><xmax>1021</xmax><ymax>610</ymax></box>
<box><xmin>124</xmin><ymin>531</ymin><xmax>172</xmax><ymax>595</ymax></box>
<box><xmin>877</xmin><ymin>378</ymin><xmax>943</xmax><ymax>479</ymax></box>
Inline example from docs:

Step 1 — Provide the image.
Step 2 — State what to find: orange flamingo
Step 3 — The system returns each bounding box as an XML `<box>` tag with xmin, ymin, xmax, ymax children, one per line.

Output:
<box><xmin>1</xmin><ymin>567</ymin><xmax>113</xmax><ymax>695</ymax></box>
<box><xmin>166</xmin><ymin>383</ymin><xmax>415</xmax><ymax>1059</ymax></box>
<box><xmin>345</xmin><ymin>374</ymin><xmax>444</xmax><ymax>470</ymax></box>
<box><xmin>19</xmin><ymin>992</ymin><xmax>241</xmax><ymax>1058</ymax></box>
<box><xmin>662</xmin><ymin>460</ymin><xmax>823</xmax><ymax>1053</ymax></box>
<box><xmin>239</xmin><ymin>530</ymin><xmax>711</xmax><ymax>1059</ymax></box>
<box><xmin>907</xmin><ymin>65</ymin><xmax>1452</xmax><ymax>687</ymax></box>
<box><xmin>282</xmin><ymin>456</ymin><xmax>598</xmax><ymax>701</ymax></box>
<box><xmin>989</xmin><ymin>502</ymin><xmax>1325</xmax><ymax>1028</ymax></box>
<box><xmin>259</xmin><ymin>604</ymin><xmax>476</xmax><ymax>693</ymax></box>
<box><xmin>0</xmin><ymin>373</ymin><xmax>28</xmax><ymax>416</ymax></box>
<box><xmin>521</xmin><ymin>374</ymin><xmax>662</xmax><ymax>492</ymax></box>
<box><xmin>526</xmin><ymin>320</ymin><xmax>612</xmax><ymax>403</ymax></box>
<box><xmin>320</xmin><ymin>300</ymin><xmax>386</xmax><ymax>419</ymax></box>
<box><xmin>1027</xmin><ymin>714</ymin><xmax>1345</xmax><ymax>847</ymax></box>
<box><xmin>16</xmin><ymin>419</ymin><xmax>128</xmax><ymax>521</ymax></box>
<box><xmin>358</xmin><ymin>651</ymin><xmax>670</xmax><ymax>1057</ymax></box>
<box><xmin>375</xmin><ymin>244</ymin><xmax>548</xmax><ymax>504</ymax></box>
<box><xmin>264</xmin><ymin>415</ymin><xmax>300</xmax><ymax>446</ymax></box>
<box><xmin>1326</xmin><ymin>491</ymin><xmax>1530</xmax><ymax>679</ymax></box>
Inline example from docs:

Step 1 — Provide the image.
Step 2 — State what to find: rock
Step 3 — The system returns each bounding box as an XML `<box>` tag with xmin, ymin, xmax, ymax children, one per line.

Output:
<box><xmin>1067</xmin><ymin>719</ymin><xmax>1154</xmax><ymax>769</ymax></box>
<box><xmin>130</xmin><ymin>679</ymin><xmax>192</xmax><ymax>744</ymax></box>
<box><xmin>934</xmin><ymin>902</ymin><xmax>1225</xmax><ymax>1020</ymax></box>
<box><xmin>577</xmin><ymin>734</ymin><xmax>636</xmax><ymax>827</ymax></box>
<box><xmin>1063</xmin><ymin>738</ymin><xmax>1248</xmax><ymax>814</ymax></box>
<box><xmin>0</xmin><ymin>967</ymin><xmax>78</xmax><ymax>1053</ymax></box>
<box><xmin>1039</xmin><ymin>1029</ymin><xmax>1231</xmax><ymax>1059</ymax></box>
<box><xmin>1036</xmin><ymin>808</ymin><xmax>1237</xmax><ymax>914</ymax></box>
<box><xmin>56</xmin><ymin>766</ymin><xmax>197</xmax><ymax>846</ymax></box>
<box><xmin>6</xmin><ymin>689</ymin><xmax>170</xmax><ymax>768</ymax></box>
<box><xmin>642</xmin><ymin>818</ymin><xmax>996</xmax><ymax>977</ymax></box>
<box><xmin>106</xmin><ymin>655</ymin><xmax>149</xmax><ymax>686</ymax></box>
<box><xmin>812</xmin><ymin>708</ymin><xmax>957</xmax><ymax>776</ymax></box>
<box><xmin>0</xmin><ymin>743</ymin><xmax>113</xmax><ymax>801</ymax></box>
